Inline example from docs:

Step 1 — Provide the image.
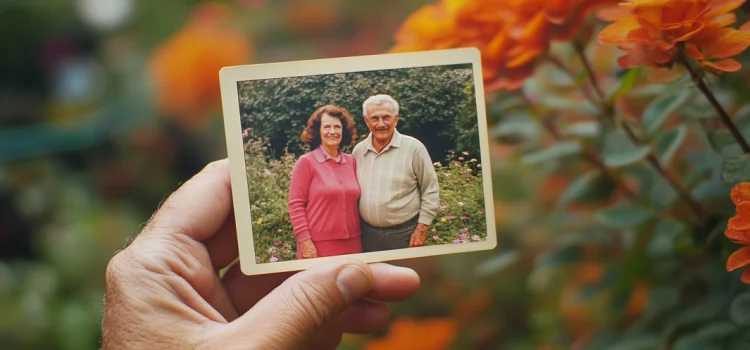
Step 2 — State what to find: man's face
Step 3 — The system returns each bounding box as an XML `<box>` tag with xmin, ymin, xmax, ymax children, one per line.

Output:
<box><xmin>364</xmin><ymin>103</ymin><xmax>398</xmax><ymax>144</ymax></box>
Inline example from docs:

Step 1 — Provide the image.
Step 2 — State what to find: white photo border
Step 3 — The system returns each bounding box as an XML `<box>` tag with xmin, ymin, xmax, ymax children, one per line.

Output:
<box><xmin>219</xmin><ymin>48</ymin><xmax>497</xmax><ymax>276</ymax></box>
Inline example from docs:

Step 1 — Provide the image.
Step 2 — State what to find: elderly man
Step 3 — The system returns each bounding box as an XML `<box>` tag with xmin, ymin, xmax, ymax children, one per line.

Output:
<box><xmin>352</xmin><ymin>94</ymin><xmax>440</xmax><ymax>252</ymax></box>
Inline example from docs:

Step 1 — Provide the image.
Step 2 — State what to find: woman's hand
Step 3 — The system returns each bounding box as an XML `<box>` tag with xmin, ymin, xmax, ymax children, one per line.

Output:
<box><xmin>300</xmin><ymin>238</ymin><xmax>319</xmax><ymax>259</ymax></box>
<box><xmin>102</xmin><ymin>159</ymin><xmax>420</xmax><ymax>349</ymax></box>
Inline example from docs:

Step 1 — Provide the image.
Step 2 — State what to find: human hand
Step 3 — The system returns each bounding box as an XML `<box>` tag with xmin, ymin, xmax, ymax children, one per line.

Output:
<box><xmin>409</xmin><ymin>223</ymin><xmax>429</xmax><ymax>247</ymax></box>
<box><xmin>103</xmin><ymin>159</ymin><xmax>420</xmax><ymax>349</ymax></box>
<box><xmin>299</xmin><ymin>238</ymin><xmax>318</xmax><ymax>259</ymax></box>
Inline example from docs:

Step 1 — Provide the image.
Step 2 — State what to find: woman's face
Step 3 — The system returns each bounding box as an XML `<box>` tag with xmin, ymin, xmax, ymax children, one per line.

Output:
<box><xmin>320</xmin><ymin>113</ymin><xmax>343</xmax><ymax>148</ymax></box>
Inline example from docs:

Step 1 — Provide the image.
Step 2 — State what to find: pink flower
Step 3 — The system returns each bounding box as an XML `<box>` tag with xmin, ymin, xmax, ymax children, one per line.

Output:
<box><xmin>462</xmin><ymin>151</ymin><xmax>469</xmax><ymax>156</ymax></box>
<box><xmin>269</xmin><ymin>256</ymin><xmax>278</xmax><ymax>263</ymax></box>
<box><xmin>471</xmin><ymin>235</ymin><xmax>480</xmax><ymax>242</ymax></box>
<box><xmin>268</xmin><ymin>247</ymin><xmax>277</xmax><ymax>253</ymax></box>
<box><xmin>461</xmin><ymin>227</ymin><xmax>469</xmax><ymax>233</ymax></box>
<box><xmin>461</xmin><ymin>216</ymin><xmax>469</xmax><ymax>221</ymax></box>
<box><xmin>433</xmin><ymin>235</ymin><xmax>439</xmax><ymax>241</ymax></box>
<box><xmin>445</xmin><ymin>213</ymin><xmax>454</xmax><ymax>219</ymax></box>
<box><xmin>459</xmin><ymin>233</ymin><xmax>469</xmax><ymax>241</ymax></box>
<box><xmin>458</xmin><ymin>157</ymin><xmax>464</xmax><ymax>161</ymax></box>
<box><xmin>274</xmin><ymin>240</ymin><xmax>281</xmax><ymax>246</ymax></box>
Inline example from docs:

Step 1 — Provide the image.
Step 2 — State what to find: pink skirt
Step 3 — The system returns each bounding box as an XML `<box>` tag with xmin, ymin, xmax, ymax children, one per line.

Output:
<box><xmin>297</xmin><ymin>236</ymin><xmax>362</xmax><ymax>260</ymax></box>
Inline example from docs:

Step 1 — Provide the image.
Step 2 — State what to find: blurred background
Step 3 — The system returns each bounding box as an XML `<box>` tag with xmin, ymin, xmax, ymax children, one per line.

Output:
<box><xmin>4</xmin><ymin>0</ymin><xmax>750</xmax><ymax>349</ymax></box>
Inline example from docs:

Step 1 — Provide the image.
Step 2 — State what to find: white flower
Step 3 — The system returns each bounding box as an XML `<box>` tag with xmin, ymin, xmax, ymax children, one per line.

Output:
<box><xmin>269</xmin><ymin>256</ymin><xmax>278</xmax><ymax>263</ymax></box>
<box><xmin>458</xmin><ymin>202</ymin><xmax>464</xmax><ymax>206</ymax></box>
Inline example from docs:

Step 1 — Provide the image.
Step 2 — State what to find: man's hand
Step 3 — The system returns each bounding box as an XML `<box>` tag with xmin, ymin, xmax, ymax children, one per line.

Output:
<box><xmin>409</xmin><ymin>223</ymin><xmax>429</xmax><ymax>247</ymax></box>
<box><xmin>102</xmin><ymin>159</ymin><xmax>420</xmax><ymax>349</ymax></box>
<box><xmin>299</xmin><ymin>238</ymin><xmax>318</xmax><ymax>259</ymax></box>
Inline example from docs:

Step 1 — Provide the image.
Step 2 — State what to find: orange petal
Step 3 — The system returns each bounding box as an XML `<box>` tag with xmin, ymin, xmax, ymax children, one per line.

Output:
<box><xmin>729</xmin><ymin>202</ymin><xmax>750</xmax><ymax>230</ymax></box>
<box><xmin>507</xmin><ymin>47</ymin><xmax>543</xmax><ymax>68</ymax></box>
<box><xmin>696</xmin><ymin>27</ymin><xmax>750</xmax><ymax>59</ymax></box>
<box><xmin>710</xmin><ymin>13</ymin><xmax>737</xmax><ymax>28</ymax></box>
<box><xmin>726</xmin><ymin>227</ymin><xmax>750</xmax><ymax>244</ymax></box>
<box><xmin>741</xmin><ymin>21</ymin><xmax>750</xmax><ymax>32</ymax></box>
<box><xmin>727</xmin><ymin>246</ymin><xmax>750</xmax><ymax>271</ymax></box>
<box><xmin>705</xmin><ymin>0</ymin><xmax>745</xmax><ymax>19</ymax></box>
<box><xmin>685</xmin><ymin>45</ymin><xmax>704</xmax><ymax>59</ymax></box>
<box><xmin>743</xmin><ymin>268</ymin><xmax>750</xmax><ymax>284</ymax></box>
<box><xmin>701</xmin><ymin>58</ymin><xmax>742</xmax><ymax>71</ymax></box>
<box><xmin>732</xmin><ymin>182</ymin><xmax>750</xmax><ymax>205</ymax></box>
<box><xmin>597</xmin><ymin>5</ymin><xmax>632</xmax><ymax>21</ymax></box>
<box><xmin>598</xmin><ymin>16</ymin><xmax>640</xmax><ymax>44</ymax></box>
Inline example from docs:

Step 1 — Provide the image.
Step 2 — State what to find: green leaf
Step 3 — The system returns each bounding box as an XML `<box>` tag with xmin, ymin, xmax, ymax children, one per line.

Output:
<box><xmin>730</xmin><ymin>292</ymin><xmax>750</xmax><ymax>326</ymax></box>
<box><xmin>562</xmin><ymin>121</ymin><xmax>600</xmax><ymax>138</ymax></box>
<box><xmin>476</xmin><ymin>251</ymin><xmax>519</xmax><ymax>276</ymax></box>
<box><xmin>521</xmin><ymin>140</ymin><xmax>582</xmax><ymax>165</ymax></box>
<box><xmin>607</xmin><ymin>68</ymin><xmax>641</xmax><ymax>102</ymax></box>
<box><xmin>693</xmin><ymin>321</ymin><xmax>739</xmax><ymax>340</ymax></box>
<box><xmin>536</xmin><ymin>247</ymin><xmax>581</xmax><ymax>268</ymax></box>
<box><xmin>596</xmin><ymin>205</ymin><xmax>655</xmax><ymax>228</ymax></box>
<box><xmin>721</xmin><ymin>154</ymin><xmax>750</xmax><ymax>184</ymax></box>
<box><xmin>603</xmin><ymin>335</ymin><xmax>659</xmax><ymax>350</ymax></box>
<box><xmin>557</xmin><ymin>171</ymin><xmax>599</xmax><ymax>207</ymax></box>
<box><xmin>642</xmin><ymin>91</ymin><xmax>689</xmax><ymax>135</ymax></box>
<box><xmin>602</xmin><ymin>130</ymin><xmax>651</xmax><ymax>168</ymax></box>
<box><xmin>656</xmin><ymin>125</ymin><xmax>687</xmax><ymax>165</ymax></box>
<box><xmin>647</xmin><ymin>219</ymin><xmax>686</xmax><ymax>256</ymax></box>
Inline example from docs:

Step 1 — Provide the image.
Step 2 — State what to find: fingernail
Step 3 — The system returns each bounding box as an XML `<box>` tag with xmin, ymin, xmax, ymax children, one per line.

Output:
<box><xmin>336</xmin><ymin>265</ymin><xmax>371</xmax><ymax>303</ymax></box>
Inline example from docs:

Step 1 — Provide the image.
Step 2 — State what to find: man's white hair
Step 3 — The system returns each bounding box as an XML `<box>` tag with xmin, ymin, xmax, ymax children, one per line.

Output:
<box><xmin>362</xmin><ymin>94</ymin><xmax>399</xmax><ymax>117</ymax></box>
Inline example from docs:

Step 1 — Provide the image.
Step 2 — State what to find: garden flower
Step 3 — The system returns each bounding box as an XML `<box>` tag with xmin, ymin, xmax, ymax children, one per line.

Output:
<box><xmin>458</xmin><ymin>202</ymin><xmax>464</xmax><ymax>206</ymax></box>
<box><xmin>445</xmin><ymin>213</ymin><xmax>454</xmax><ymax>219</ymax></box>
<box><xmin>458</xmin><ymin>157</ymin><xmax>464</xmax><ymax>161</ymax></box>
<box><xmin>269</xmin><ymin>256</ymin><xmax>278</xmax><ymax>263</ymax></box>
<box><xmin>149</xmin><ymin>3</ymin><xmax>252</xmax><ymax>130</ymax></box>
<box><xmin>471</xmin><ymin>235</ymin><xmax>481</xmax><ymax>242</ymax></box>
<box><xmin>274</xmin><ymin>240</ymin><xmax>281</xmax><ymax>246</ymax></box>
<box><xmin>726</xmin><ymin>182</ymin><xmax>750</xmax><ymax>283</ymax></box>
<box><xmin>460</xmin><ymin>233</ymin><xmax>469</xmax><ymax>241</ymax></box>
<box><xmin>461</xmin><ymin>215</ymin><xmax>469</xmax><ymax>220</ymax></box>
<box><xmin>461</xmin><ymin>227</ymin><xmax>469</xmax><ymax>233</ymax></box>
<box><xmin>363</xmin><ymin>318</ymin><xmax>457</xmax><ymax>350</ymax></box>
<box><xmin>391</xmin><ymin>0</ymin><xmax>616</xmax><ymax>90</ymax></box>
<box><xmin>598</xmin><ymin>0</ymin><xmax>750</xmax><ymax>73</ymax></box>
<box><xmin>268</xmin><ymin>247</ymin><xmax>276</xmax><ymax>253</ymax></box>
<box><xmin>433</xmin><ymin>235</ymin><xmax>439</xmax><ymax>241</ymax></box>
<box><xmin>462</xmin><ymin>151</ymin><xmax>469</xmax><ymax>156</ymax></box>
<box><xmin>441</xmin><ymin>218</ymin><xmax>448</xmax><ymax>223</ymax></box>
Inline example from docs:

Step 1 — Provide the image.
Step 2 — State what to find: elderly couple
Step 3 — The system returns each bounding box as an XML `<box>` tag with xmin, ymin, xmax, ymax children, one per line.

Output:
<box><xmin>288</xmin><ymin>94</ymin><xmax>440</xmax><ymax>259</ymax></box>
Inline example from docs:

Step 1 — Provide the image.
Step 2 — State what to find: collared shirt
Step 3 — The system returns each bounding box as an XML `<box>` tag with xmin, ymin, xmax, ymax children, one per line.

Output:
<box><xmin>352</xmin><ymin>129</ymin><xmax>440</xmax><ymax>227</ymax></box>
<box><xmin>288</xmin><ymin>146</ymin><xmax>361</xmax><ymax>243</ymax></box>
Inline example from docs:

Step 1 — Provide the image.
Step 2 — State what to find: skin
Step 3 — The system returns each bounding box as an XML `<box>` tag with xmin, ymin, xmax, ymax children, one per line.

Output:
<box><xmin>102</xmin><ymin>159</ymin><xmax>420</xmax><ymax>349</ymax></box>
<box><xmin>299</xmin><ymin>113</ymin><xmax>344</xmax><ymax>259</ymax></box>
<box><xmin>363</xmin><ymin>102</ymin><xmax>429</xmax><ymax>248</ymax></box>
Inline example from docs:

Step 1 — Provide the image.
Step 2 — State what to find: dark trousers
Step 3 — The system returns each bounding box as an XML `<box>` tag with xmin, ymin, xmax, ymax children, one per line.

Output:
<box><xmin>360</xmin><ymin>215</ymin><xmax>419</xmax><ymax>252</ymax></box>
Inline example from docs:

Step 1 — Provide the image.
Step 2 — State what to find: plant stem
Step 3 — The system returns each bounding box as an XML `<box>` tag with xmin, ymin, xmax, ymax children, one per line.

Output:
<box><xmin>677</xmin><ymin>48</ymin><xmax>750</xmax><ymax>154</ymax></box>
<box><xmin>573</xmin><ymin>47</ymin><xmax>708</xmax><ymax>226</ymax></box>
<box><xmin>573</xmin><ymin>40</ymin><xmax>606</xmax><ymax>103</ymax></box>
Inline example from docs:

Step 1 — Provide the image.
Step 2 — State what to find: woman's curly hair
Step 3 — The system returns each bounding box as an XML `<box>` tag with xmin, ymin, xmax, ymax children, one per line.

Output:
<box><xmin>300</xmin><ymin>104</ymin><xmax>357</xmax><ymax>149</ymax></box>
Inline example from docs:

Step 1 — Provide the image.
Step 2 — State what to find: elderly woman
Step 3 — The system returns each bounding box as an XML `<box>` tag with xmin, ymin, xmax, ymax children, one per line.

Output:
<box><xmin>288</xmin><ymin>105</ymin><xmax>362</xmax><ymax>259</ymax></box>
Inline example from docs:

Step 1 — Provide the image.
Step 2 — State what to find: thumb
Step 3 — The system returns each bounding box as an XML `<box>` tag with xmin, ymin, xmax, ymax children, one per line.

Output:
<box><xmin>226</xmin><ymin>259</ymin><xmax>374</xmax><ymax>348</ymax></box>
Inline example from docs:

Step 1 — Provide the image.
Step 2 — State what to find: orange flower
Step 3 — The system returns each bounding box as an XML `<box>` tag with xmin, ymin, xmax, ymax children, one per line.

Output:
<box><xmin>390</xmin><ymin>0</ymin><xmax>615</xmax><ymax>91</ymax></box>
<box><xmin>149</xmin><ymin>3</ymin><xmax>252</xmax><ymax>131</ymax></box>
<box><xmin>726</xmin><ymin>182</ymin><xmax>750</xmax><ymax>284</ymax></box>
<box><xmin>363</xmin><ymin>318</ymin><xmax>458</xmax><ymax>350</ymax></box>
<box><xmin>597</xmin><ymin>0</ymin><xmax>750</xmax><ymax>73</ymax></box>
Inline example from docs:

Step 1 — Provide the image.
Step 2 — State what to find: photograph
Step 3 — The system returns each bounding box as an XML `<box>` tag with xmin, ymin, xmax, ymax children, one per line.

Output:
<box><xmin>220</xmin><ymin>48</ymin><xmax>497</xmax><ymax>275</ymax></box>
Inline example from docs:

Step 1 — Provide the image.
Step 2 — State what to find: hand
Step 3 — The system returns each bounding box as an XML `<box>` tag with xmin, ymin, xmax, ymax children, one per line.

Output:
<box><xmin>103</xmin><ymin>159</ymin><xmax>420</xmax><ymax>349</ymax></box>
<box><xmin>409</xmin><ymin>223</ymin><xmax>429</xmax><ymax>247</ymax></box>
<box><xmin>299</xmin><ymin>238</ymin><xmax>318</xmax><ymax>259</ymax></box>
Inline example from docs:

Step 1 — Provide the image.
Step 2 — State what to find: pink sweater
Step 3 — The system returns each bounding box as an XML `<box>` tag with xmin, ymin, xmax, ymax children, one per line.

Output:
<box><xmin>288</xmin><ymin>147</ymin><xmax>361</xmax><ymax>242</ymax></box>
